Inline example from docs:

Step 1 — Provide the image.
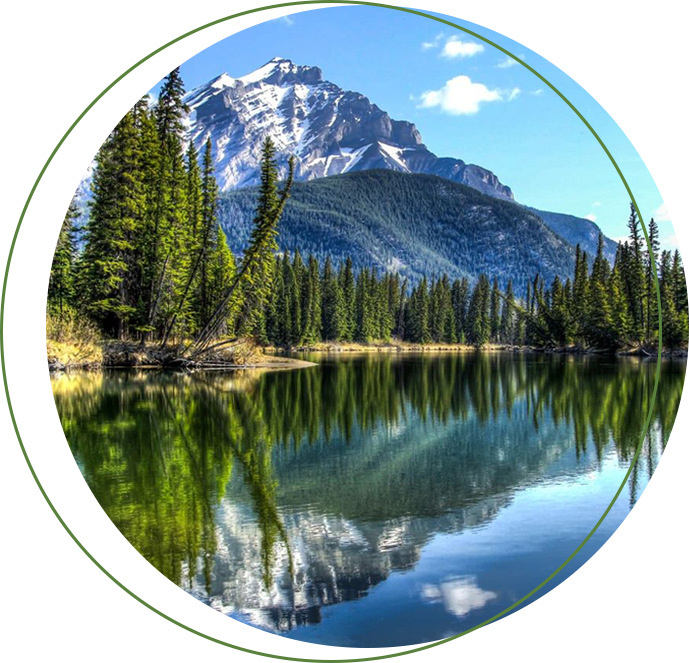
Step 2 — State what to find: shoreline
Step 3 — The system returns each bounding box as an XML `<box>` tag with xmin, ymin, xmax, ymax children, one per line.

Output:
<box><xmin>48</xmin><ymin>340</ymin><xmax>686</xmax><ymax>372</ymax></box>
<box><xmin>47</xmin><ymin>341</ymin><xmax>318</xmax><ymax>373</ymax></box>
<box><xmin>266</xmin><ymin>341</ymin><xmax>687</xmax><ymax>359</ymax></box>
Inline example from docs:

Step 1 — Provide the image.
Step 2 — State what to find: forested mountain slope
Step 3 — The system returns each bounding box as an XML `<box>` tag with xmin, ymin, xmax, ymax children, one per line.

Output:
<box><xmin>218</xmin><ymin>170</ymin><xmax>576</xmax><ymax>295</ymax></box>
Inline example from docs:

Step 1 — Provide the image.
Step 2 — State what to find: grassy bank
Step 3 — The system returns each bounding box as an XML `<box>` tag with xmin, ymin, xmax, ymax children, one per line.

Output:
<box><xmin>48</xmin><ymin>343</ymin><xmax>316</xmax><ymax>372</ymax></box>
<box><xmin>265</xmin><ymin>340</ymin><xmax>687</xmax><ymax>358</ymax></box>
<box><xmin>47</xmin><ymin>327</ymin><xmax>316</xmax><ymax>372</ymax></box>
<box><xmin>47</xmin><ymin>315</ymin><xmax>686</xmax><ymax>372</ymax></box>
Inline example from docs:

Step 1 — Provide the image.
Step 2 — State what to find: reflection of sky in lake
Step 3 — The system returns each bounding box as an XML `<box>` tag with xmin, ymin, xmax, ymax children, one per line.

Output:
<box><xmin>275</xmin><ymin>451</ymin><xmax>637</xmax><ymax>647</ymax></box>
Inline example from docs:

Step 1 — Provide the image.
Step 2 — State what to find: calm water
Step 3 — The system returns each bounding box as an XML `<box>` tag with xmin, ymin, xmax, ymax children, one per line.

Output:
<box><xmin>52</xmin><ymin>353</ymin><xmax>685</xmax><ymax>647</ymax></box>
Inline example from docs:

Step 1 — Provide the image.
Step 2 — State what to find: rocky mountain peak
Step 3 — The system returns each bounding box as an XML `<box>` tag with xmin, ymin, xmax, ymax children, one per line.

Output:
<box><xmin>183</xmin><ymin>58</ymin><xmax>514</xmax><ymax>200</ymax></box>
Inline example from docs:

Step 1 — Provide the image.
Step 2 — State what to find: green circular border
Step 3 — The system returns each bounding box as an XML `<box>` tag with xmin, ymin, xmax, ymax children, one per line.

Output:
<box><xmin>12</xmin><ymin>0</ymin><xmax>662</xmax><ymax>645</ymax></box>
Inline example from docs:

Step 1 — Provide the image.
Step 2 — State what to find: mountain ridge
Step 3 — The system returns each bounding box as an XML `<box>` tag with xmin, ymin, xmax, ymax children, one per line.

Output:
<box><xmin>184</xmin><ymin>57</ymin><xmax>514</xmax><ymax>200</ymax></box>
<box><xmin>217</xmin><ymin>169</ymin><xmax>576</xmax><ymax>296</ymax></box>
<box><xmin>74</xmin><ymin>57</ymin><xmax>618</xmax><ymax>282</ymax></box>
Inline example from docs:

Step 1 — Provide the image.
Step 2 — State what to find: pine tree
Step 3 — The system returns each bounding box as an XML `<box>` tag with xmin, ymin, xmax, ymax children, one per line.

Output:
<box><xmin>395</xmin><ymin>277</ymin><xmax>409</xmax><ymax>339</ymax></box>
<box><xmin>377</xmin><ymin>273</ymin><xmax>395</xmax><ymax>341</ymax></box>
<box><xmin>301</xmin><ymin>255</ymin><xmax>322</xmax><ymax>345</ymax></box>
<box><xmin>645</xmin><ymin>217</ymin><xmax>660</xmax><ymax>342</ymax></box>
<box><xmin>672</xmin><ymin>251</ymin><xmax>688</xmax><ymax>351</ymax></box>
<box><xmin>206</xmin><ymin>229</ymin><xmax>236</xmax><ymax>336</ymax></box>
<box><xmin>467</xmin><ymin>275</ymin><xmax>490</xmax><ymax>347</ymax></box>
<box><xmin>321</xmin><ymin>257</ymin><xmax>344</xmax><ymax>341</ymax></box>
<box><xmin>145</xmin><ymin>69</ymin><xmax>190</xmax><ymax>336</ymax></box>
<box><xmin>499</xmin><ymin>279</ymin><xmax>515</xmax><ymax>344</ymax></box>
<box><xmin>572</xmin><ymin>245</ymin><xmax>589</xmax><ymax>342</ymax></box>
<box><xmin>610</xmin><ymin>264</ymin><xmax>632</xmax><ymax>345</ymax></box>
<box><xmin>489</xmin><ymin>277</ymin><xmax>501</xmax><ymax>342</ymax></box>
<box><xmin>547</xmin><ymin>276</ymin><xmax>569</xmax><ymax>345</ymax></box>
<box><xmin>585</xmin><ymin>233</ymin><xmax>614</xmax><ymax>346</ymax></box>
<box><xmin>563</xmin><ymin>278</ymin><xmax>574</xmax><ymax>339</ymax></box>
<box><xmin>82</xmin><ymin>107</ymin><xmax>145</xmax><ymax>338</ymax></box>
<box><xmin>659</xmin><ymin>251</ymin><xmax>685</xmax><ymax>349</ymax></box>
<box><xmin>275</xmin><ymin>252</ymin><xmax>296</xmax><ymax>346</ymax></box>
<box><xmin>355</xmin><ymin>268</ymin><xmax>377</xmax><ymax>342</ymax></box>
<box><xmin>438</xmin><ymin>275</ymin><xmax>457</xmax><ymax>343</ymax></box>
<box><xmin>48</xmin><ymin>197</ymin><xmax>79</xmax><ymax>317</ymax></box>
<box><xmin>339</xmin><ymin>257</ymin><xmax>356</xmax><ymax>341</ymax></box>
<box><xmin>451</xmin><ymin>278</ymin><xmax>469</xmax><ymax>343</ymax></box>
<box><xmin>132</xmin><ymin>96</ymin><xmax>162</xmax><ymax>335</ymax></box>
<box><xmin>155</xmin><ymin>68</ymin><xmax>188</xmax><ymax>141</ymax></box>
<box><xmin>160</xmin><ymin>139</ymin><xmax>202</xmax><ymax>339</ymax></box>
<box><xmin>625</xmin><ymin>203</ymin><xmax>646</xmax><ymax>341</ymax></box>
<box><xmin>406</xmin><ymin>277</ymin><xmax>431</xmax><ymax>344</ymax></box>
<box><xmin>199</xmin><ymin>139</ymin><xmax>225</xmax><ymax>323</ymax></box>
<box><xmin>191</xmin><ymin>138</ymin><xmax>294</xmax><ymax>353</ymax></box>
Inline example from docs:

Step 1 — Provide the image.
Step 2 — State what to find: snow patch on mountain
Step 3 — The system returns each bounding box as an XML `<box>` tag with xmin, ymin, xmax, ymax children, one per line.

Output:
<box><xmin>73</xmin><ymin>58</ymin><xmax>515</xmax><ymax>203</ymax></box>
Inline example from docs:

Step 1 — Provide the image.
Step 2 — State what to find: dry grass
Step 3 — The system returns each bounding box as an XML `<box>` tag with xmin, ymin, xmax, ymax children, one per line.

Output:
<box><xmin>46</xmin><ymin>311</ymin><xmax>102</xmax><ymax>366</ymax></box>
<box><xmin>214</xmin><ymin>338</ymin><xmax>264</xmax><ymax>365</ymax></box>
<box><xmin>263</xmin><ymin>340</ymin><xmax>515</xmax><ymax>354</ymax></box>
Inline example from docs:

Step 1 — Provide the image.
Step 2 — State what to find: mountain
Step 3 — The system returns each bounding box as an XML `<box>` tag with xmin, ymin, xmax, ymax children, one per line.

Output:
<box><xmin>184</xmin><ymin>57</ymin><xmax>514</xmax><ymax>200</ymax></box>
<box><xmin>218</xmin><ymin>169</ymin><xmax>575</xmax><ymax>295</ymax></box>
<box><xmin>74</xmin><ymin>57</ymin><xmax>617</xmax><ymax>283</ymax></box>
<box><xmin>528</xmin><ymin>207</ymin><xmax>618</xmax><ymax>263</ymax></box>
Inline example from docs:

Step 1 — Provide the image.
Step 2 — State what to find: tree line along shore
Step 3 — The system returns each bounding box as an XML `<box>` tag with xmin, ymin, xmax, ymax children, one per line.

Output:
<box><xmin>47</xmin><ymin>69</ymin><xmax>688</xmax><ymax>371</ymax></box>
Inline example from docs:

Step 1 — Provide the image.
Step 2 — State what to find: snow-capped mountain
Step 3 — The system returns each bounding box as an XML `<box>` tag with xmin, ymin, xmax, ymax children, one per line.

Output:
<box><xmin>72</xmin><ymin>56</ymin><xmax>616</xmax><ymax>277</ymax></box>
<box><xmin>184</xmin><ymin>57</ymin><xmax>514</xmax><ymax>200</ymax></box>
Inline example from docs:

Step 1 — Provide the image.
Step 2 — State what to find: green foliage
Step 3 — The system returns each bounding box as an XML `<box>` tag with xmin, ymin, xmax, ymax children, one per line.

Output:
<box><xmin>519</xmin><ymin>225</ymin><xmax>687</xmax><ymax>351</ymax></box>
<box><xmin>405</xmin><ymin>277</ymin><xmax>431</xmax><ymax>344</ymax></box>
<box><xmin>48</xmin><ymin>196</ymin><xmax>80</xmax><ymax>317</ymax></box>
<box><xmin>499</xmin><ymin>279</ymin><xmax>516</xmax><ymax>344</ymax></box>
<box><xmin>467</xmin><ymin>274</ymin><xmax>491</xmax><ymax>347</ymax></box>
<box><xmin>218</xmin><ymin>170</ymin><xmax>577</xmax><ymax>297</ymax></box>
<box><xmin>59</xmin><ymin>73</ymin><xmax>257</xmax><ymax>348</ymax></box>
<box><xmin>321</xmin><ymin>257</ymin><xmax>344</xmax><ymax>341</ymax></box>
<box><xmin>80</xmin><ymin>107</ymin><xmax>146</xmax><ymax>337</ymax></box>
<box><xmin>660</xmin><ymin>250</ymin><xmax>689</xmax><ymax>349</ymax></box>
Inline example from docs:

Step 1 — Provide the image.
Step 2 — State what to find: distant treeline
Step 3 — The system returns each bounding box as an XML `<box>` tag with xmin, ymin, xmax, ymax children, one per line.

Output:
<box><xmin>46</xmin><ymin>67</ymin><xmax>687</xmax><ymax>352</ymax></box>
<box><xmin>252</xmin><ymin>210</ymin><xmax>687</xmax><ymax>349</ymax></box>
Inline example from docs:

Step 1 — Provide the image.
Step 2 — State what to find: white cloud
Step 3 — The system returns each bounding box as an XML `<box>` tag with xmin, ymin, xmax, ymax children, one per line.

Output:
<box><xmin>585</xmin><ymin>213</ymin><xmax>598</xmax><ymax>222</ymax></box>
<box><xmin>421</xmin><ymin>32</ymin><xmax>445</xmax><ymax>50</ymax></box>
<box><xmin>653</xmin><ymin>203</ymin><xmax>689</xmax><ymax>224</ymax></box>
<box><xmin>422</xmin><ymin>34</ymin><xmax>485</xmax><ymax>59</ymax></box>
<box><xmin>660</xmin><ymin>233</ymin><xmax>679</xmax><ymax>250</ymax></box>
<box><xmin>442</xmin><ymin>37</ymin><xmax>485</xmax><ymax>59</ymax></box>
<box><xmin>592</xmin><ymin>201</ymin><xmax>602</xmax><ymax>207</ymax></box>
<box><xmin>418</xmin><ymin>76</ymin><xmax>520</xmax><ymax>115</ymax></box>
<box><xmin>497</xmin><ymin>56</ymin><xmax>518</xmax><ymax>68</ymax></box>
<box><xmin>422</xmin><ymin>577</ymin><xmax>497</xmax><ymax>618</ymax></box>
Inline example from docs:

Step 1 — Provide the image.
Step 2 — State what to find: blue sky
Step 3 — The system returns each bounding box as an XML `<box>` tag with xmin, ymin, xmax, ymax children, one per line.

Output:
<box><xmin>151</xmin><ymin>5</ymin><xmax>676</xmax><ymax>250</ymax></box>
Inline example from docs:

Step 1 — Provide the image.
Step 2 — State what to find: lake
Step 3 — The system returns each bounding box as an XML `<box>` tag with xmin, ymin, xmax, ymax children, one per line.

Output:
<box><xmin>51</xmin><ymin>352</ymin><xmax>685</xmax><ymax>648</ymax></box>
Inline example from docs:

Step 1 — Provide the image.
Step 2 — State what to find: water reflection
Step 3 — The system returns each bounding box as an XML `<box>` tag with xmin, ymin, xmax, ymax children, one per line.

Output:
<box><xmin>422</xmin><ymin>577</ymin><xmax>497</xmax><ymax>618</ymax></box>
<box><xmin>52</xmin><ymin>353</ymin><xmax>685</xmax><ymax>645</ymax></box>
